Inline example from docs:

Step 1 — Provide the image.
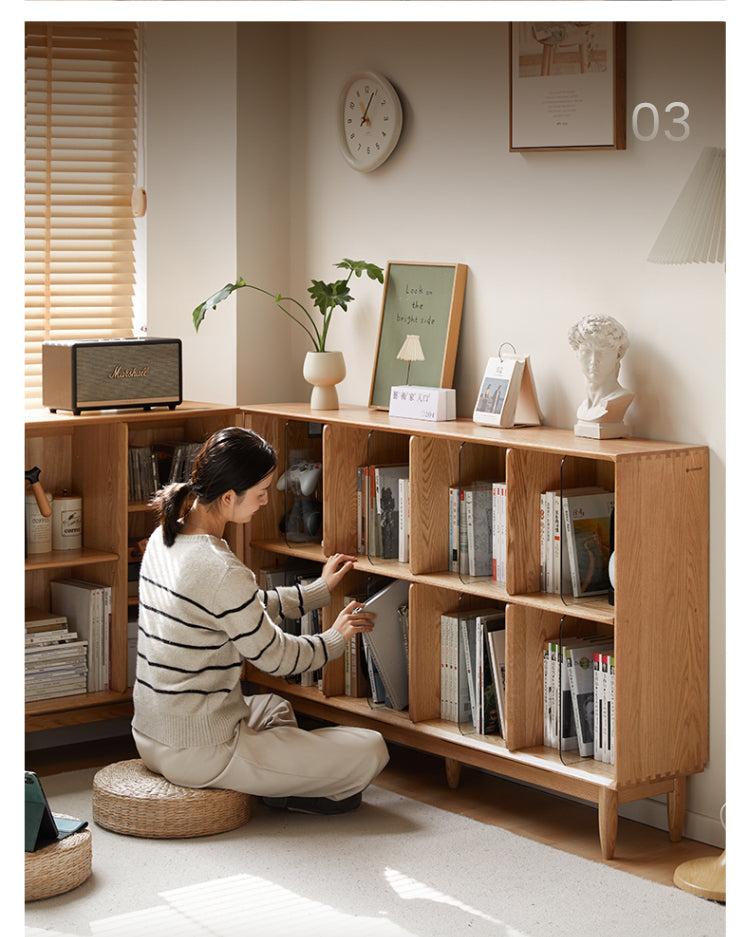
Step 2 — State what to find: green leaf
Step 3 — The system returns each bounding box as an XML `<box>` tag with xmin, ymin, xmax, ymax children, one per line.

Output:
<box><xmin>336</xmin><ymin>259</ymin><xmax>384</xmax><ymax>283</ymax></box>
<box><xmin>192</xmin><ymin>277</ymin><xmax>246</xmax><ymax>330</ymax></box>
<box><xmin>308</xmin><ymin>278</ymin><xmax>353</xmax><ymax>313</ymax></box>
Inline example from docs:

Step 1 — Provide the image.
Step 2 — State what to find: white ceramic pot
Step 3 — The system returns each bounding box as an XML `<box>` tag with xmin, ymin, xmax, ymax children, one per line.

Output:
<box><xmin>303</xmin><ymin>351</ymin><xmax>346</xmax><ymax>410</ymax></box>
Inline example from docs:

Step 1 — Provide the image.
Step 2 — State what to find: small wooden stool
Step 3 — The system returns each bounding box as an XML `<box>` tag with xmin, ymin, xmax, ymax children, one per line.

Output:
<box><xmin>25</xmin><ymin>817</ymin><xmax>92</xmax><ymax>902</ymax></box>
<box><xmin>92</xmin><ymin>759</ymin><xmax>252</xmax><ymax>839</ymax></box>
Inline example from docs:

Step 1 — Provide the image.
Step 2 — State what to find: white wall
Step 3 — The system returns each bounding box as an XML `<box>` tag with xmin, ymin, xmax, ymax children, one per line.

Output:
<box><xmin>147</xmin><ymin>20</ymin><xmax>726</xmax><ymax>847</ymax></box>
<box><xmin>145</xmin><ymin>22</ymin><xmax>239</xmax><ymax>405</ymax></box>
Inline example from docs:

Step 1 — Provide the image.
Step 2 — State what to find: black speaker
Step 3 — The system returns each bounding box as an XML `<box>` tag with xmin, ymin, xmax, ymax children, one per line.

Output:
<box><xmin>42</xmin><ymin>338</ymin><xmax>182</xmax><ymax>415</ymax></box>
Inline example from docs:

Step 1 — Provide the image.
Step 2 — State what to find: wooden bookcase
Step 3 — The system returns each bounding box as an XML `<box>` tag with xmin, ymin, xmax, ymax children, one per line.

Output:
<box><xmin>24</xmin><ymin>400</ymin><xmax>709</xmax><ymax>859</ymax></box>
<box><xmin>24</xmin><ymin>403</ymin><xmax>242</xmax><ymax>733</ymax></box>
<box><xmin>242</xmin><ymin>402</ymin><xmax>709</xmax><ymax>859</ymax></box>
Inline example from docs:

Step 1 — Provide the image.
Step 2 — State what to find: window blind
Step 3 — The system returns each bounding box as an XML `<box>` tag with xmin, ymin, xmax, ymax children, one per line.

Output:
<box><xmin>25</xmin><ymin>23</ymin><xmax>139</xmax><ymax>407</ymax></box>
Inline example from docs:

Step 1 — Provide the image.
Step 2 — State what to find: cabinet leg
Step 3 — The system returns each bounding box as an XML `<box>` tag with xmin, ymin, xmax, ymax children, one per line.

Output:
<box><xmin>445</xmin><ymin>758</ymin><xmax>462</xmax><ymax>789</ymax></box>
<box><xmin>668</xmin><ymin>776</ymin><xmax>686</xmax><ymax>843</ymax></box>
<box><xmin>598</xmin><ymin>788</ymin><xmax>618</xmax><ymax>860</ymax></box>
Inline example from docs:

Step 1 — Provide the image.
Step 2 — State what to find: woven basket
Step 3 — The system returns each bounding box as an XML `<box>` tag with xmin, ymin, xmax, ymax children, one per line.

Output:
<box><xmin>92</xmin><ymin>759</ymin><xmax>252</xmax><ymax>839</ymax></box>
<box><xmin>25</xmin><ymin>816</ymin><xmax>92</xmax><ymax>902</ymax></box>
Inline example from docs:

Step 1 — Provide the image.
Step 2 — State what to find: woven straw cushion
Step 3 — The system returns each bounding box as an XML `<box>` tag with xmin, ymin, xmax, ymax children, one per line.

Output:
<box><xmin>25</xmin><ymin>816</ymin><xmax>92</xmax><ymax>902</ymax></box>
<box><xmin>92</xmin><ymin>759</ymin><xmax>252</xmax><ymax>839</ymax></box>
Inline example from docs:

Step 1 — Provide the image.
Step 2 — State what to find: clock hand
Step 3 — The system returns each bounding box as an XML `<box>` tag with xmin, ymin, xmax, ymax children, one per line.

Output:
<box><xmin>359</xmin><ymin>92</ymin><xmax>375</xmax><ymax>126</ymax></box>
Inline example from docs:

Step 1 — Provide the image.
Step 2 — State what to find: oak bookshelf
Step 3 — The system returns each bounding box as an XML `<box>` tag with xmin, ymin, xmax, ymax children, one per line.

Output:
<box><xmin>242</xmin><ymin>402</ymin><xmax>709</xmax><ymax>859</ymax></box>
<box><xmin>24</xmin><ymin>400</ymin><xmax>709</xmax><ymax>858</ymax></box>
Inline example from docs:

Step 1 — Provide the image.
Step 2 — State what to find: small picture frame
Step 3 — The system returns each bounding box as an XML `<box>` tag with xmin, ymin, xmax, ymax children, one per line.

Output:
<box><xmin>369</xmin><ymin>262</ymin><xmax>467</xmax><ymax>410</ymax></box>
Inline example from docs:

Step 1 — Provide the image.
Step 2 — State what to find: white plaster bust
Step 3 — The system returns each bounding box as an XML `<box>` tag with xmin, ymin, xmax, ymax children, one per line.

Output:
<box><xmin>568</xmin><ymin>314</ymin><xmax>634</xmax><ymax>437</ymax></box>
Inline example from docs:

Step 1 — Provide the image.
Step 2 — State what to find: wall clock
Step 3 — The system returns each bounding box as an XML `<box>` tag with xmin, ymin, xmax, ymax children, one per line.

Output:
<box><xmin>338</xmin><ymin>71</ymin><xmax>403</xmax><ymax>172</ymax></box>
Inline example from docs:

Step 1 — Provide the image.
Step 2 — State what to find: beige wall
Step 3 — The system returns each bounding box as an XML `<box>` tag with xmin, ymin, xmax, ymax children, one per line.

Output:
<box><xmin>146</xmin><ymin>20</ymin><xmax>726</xmax><ymax>847</ymax></box>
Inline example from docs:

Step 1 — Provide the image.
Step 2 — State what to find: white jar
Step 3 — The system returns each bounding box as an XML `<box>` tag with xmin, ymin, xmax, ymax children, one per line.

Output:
<box><xmin>25</xmin><ymin>492</ymin><xmax>53</xmax><ymax>554</ymax></box>
<box><xmin>52</xmin><ymin>493</ymin><xmax>83</xmax><ymax>550</ymax></box>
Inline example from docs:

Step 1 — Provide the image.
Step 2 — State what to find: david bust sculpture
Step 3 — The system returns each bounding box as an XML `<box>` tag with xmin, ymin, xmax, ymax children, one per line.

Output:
<box><xmin>568</xmin><ymin>314</ymin><xmax>634</xmax><ymax>438</ymax></box>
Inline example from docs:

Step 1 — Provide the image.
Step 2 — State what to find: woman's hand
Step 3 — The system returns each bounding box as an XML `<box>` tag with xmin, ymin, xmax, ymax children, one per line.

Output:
<box><xmin>330</xmin><ymin>599</ymin><xmax>376</xmax><ymax>643</ymax></box>
<box><xmin>321</xmin><ymin>553</ymin><xmax>356</xmax><ymax>592</ymax></box>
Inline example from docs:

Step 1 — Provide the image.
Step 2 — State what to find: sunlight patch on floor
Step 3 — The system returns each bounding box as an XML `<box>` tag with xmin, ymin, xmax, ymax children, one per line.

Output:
<box><xmin>384</xmin><ymin>866</ymin><xmax>525</xmax><ymax>934</ymax></box>
<box><xmin>86</xmin><ymin>873</ymin><xmax>415</xmax><ymax>937</ymax></box>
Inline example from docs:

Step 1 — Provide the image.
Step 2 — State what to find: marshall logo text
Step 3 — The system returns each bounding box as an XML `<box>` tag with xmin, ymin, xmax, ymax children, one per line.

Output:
<box><xmin>108</xmin><ymin>365</ymin><xmax>151</xmax><ymax>379</ymax></box>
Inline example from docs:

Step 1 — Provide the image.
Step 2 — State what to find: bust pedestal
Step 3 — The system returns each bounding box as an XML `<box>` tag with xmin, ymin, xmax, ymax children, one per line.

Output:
<box><xmin>575</xmin><ymin>420</ymin><xmax>630</xmax><ymax>439</ymax></box>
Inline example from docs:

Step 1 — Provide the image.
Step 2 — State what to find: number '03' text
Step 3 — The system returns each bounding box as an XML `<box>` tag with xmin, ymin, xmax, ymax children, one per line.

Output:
<box><xmin>632</xmin><ymin>102</ymin><xmax>690</xmax><ymax>142</ymax></box>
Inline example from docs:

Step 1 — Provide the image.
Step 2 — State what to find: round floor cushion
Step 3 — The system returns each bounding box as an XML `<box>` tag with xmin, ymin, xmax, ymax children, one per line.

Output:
<box><xmin>25</xmin><ymin>819</ymin><xmax>92</xmax><ymax>902</ymax></box>
<box><xmin>92</xmin><ymin>759</ymin><xmax>252</xmax><ymax>839</ymax></box>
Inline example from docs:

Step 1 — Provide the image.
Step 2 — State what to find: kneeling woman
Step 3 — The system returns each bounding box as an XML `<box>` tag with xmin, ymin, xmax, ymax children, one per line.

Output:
<box><xmin>132</xmin><ymin>426</ymin><xmax>389</xmax><ymax>814</ymax></box>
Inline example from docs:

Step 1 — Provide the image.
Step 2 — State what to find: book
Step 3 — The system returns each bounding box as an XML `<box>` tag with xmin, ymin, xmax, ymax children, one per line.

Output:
<box><xmin>606</xmin><ymin>652</ymin><xmax>615</xmax><ymax>765</ymax></box>
<box><xmin>594</xmin><ymin>651</ymin><xmax>606</xmax><ymax>763</ymax></box>
<box><xmin>449</xmin><ymin>486</ymin><xmax>460</xmax><ymax>572</ymax></box>
<box><xmin>486</xmin><ymin>622</ymin><xmax>507</xmax><ymax>738</ymax></box>
<box><xmin>50</xmin><ymin>579</ymin><xmax>111</xmax><ymax>693</ymax></box>
<box><xmin>465</xmin><ymin>484</ymin><xmax>493</xmax><ymax>578</ymax></box>
<box><xmin>562</xmin><ymin>491</ymin><xmax>615</xmax><ymax>597</ymax></box>
<box><xmin>476</xmin><ymin>610</ymin><xmax>505</xmax><ymax>734</ymax></box>
<box><xmin>25</xmin><ymin>607</ymin><xmax>67</xmax><ymax>633</ymax></box>
<box><xmin>491</xmin><ymin>482</ymin><xmax>507</xmax><ymax>583</ymax></box>
<box><xmin>361</xmin><ymin>579</ymin><xmax>410</xmax><ymax>711</ymax></box>
<box><xmin>441</xmin><ymin>609</ymin><xmax>473</xmax><ymax>723</ymax></box>
<box><xmin>398</xmin><ymin>476</ymin><xmax>410</xmax><ymax>563</ymax></box>
<box><xmin>374</xmin><ymin>465</ymin><xmax>409</xmax><ymax>559</ymax></box>
<box><xmin>565</xmin><ymin>639</ymin><xmax>614</xmax><ymax>756</ymax></box>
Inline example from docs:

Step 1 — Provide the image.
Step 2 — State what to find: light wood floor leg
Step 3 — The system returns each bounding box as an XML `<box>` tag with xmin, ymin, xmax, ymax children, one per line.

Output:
<box><xmin>445</xmin><ymin>757</ymin><xmax>462</xmax><ymax>789</ymax></box>
<box><xmin>598</xmin><ymin>788</ymin><xmax>618</xmax><ymax>860</ymax></box>
<box><xmin>668</xmin><ymin>776</ymin><xmax>686</xmax><ymax>843</ymax></box>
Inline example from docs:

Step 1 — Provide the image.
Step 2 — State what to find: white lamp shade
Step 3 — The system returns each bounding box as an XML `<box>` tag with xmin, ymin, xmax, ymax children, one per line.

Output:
<box><xmin>397</xmin><ymin>334</ymin><xmax>425</xmax><ymax>362</ymax></box>
<box><xmin>648</xmin><ymin>146</ymin><xmax>725</xmax><ymax>264</ymax></box>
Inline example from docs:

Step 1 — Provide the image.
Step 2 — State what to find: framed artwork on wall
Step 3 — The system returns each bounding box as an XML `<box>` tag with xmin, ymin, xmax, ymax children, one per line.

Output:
<box><xmin>509</xmin><ymin>22</ymin><xmax>626</xmax><ymax>152</ymax></box>
<box><xmin>368</xmin><ymin>262</ymin><xmax>467</xmax><ymax>410</ymax></box>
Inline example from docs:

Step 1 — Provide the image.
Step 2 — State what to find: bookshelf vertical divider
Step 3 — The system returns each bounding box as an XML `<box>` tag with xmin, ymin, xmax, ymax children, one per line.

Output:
<box><xmin>242</xmin><ymin>402</ymin><xmax>709</xmax><ymax>860</ymax></box>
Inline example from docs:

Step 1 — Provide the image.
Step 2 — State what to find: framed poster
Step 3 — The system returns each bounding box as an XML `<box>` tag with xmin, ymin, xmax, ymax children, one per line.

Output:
<box><xmin>509</xmin><ymin>23</ymin><xmax>626</xmax><ymax>152</ymax></box>
<box><xmin>369</xmin><ymin>262</ymin><xmax>467</xmax><ymax>410</ymax></box>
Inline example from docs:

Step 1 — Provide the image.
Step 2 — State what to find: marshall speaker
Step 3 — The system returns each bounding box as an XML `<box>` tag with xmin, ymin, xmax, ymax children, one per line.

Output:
<box><xmin>43</xmin><ymin>338</ymin><xmax>183</xmax><ymax>415</ymax></box>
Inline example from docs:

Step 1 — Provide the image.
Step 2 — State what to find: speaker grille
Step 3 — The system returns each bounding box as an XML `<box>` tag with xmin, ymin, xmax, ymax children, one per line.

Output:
<box><xmin>76</xmin><ymin>341</ymin><xmax>181</xmax><ymax>405</ymax></box>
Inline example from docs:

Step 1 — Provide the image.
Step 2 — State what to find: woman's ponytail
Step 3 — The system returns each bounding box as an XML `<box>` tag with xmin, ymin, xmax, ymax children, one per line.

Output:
<box><xmin>150</xmin><ymin>482</ymin><xmax>193</xmax><ymax>547</ymax></box>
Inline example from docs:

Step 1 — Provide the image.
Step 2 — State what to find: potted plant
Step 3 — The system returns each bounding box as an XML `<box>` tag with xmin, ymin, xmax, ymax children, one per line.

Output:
<box><xmin>192</xmin><ymin>259</ymin><xmax>384</xmax><ymax>409</ymax></box>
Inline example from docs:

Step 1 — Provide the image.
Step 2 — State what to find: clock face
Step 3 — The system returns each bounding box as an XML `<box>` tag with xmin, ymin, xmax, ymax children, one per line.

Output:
<box><xmin>338</xmin><ymin>72</ymin><xmax>403</xmax><ymax>172</ymax></box>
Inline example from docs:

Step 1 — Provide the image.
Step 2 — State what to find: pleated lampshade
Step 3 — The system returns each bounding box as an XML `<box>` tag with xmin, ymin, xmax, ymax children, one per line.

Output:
<box><xmin>648</xmin><ymin>146</ymin><xmax>725</xmax><ymax>264</ymax></box>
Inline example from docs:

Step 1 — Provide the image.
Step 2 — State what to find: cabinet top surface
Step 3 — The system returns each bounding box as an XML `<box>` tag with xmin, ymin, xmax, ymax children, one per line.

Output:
<box><xmin>25</xmin><ymin>401</ymin><xmax>238</xmax><ymax>430</ymax></box>
<box><xmin>241</xmin><ymin>402</ymin><xmax>707</xmax><ymax>460</ymax></box>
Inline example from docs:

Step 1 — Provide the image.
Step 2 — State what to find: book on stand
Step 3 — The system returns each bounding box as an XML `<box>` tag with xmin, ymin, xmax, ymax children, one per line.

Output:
<box><xmin>361</xmin><ymin>579</ymin><xmax>410</xmax><ymax>711</ymax></box>
<box><xmin>562</xmin><ymin>490</ymin><xmax>615</xmax><ymax>597</ymax></box>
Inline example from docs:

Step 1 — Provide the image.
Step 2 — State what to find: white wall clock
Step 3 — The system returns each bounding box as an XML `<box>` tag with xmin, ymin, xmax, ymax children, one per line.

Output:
<box><xmin>338</xmin><ymin>71</ymin><xmax>403</xmax><ymax>172</ymax></box>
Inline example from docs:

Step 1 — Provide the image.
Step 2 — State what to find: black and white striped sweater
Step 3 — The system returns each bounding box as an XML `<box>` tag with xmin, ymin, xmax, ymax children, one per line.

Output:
<box><xmin>132</xmin><ymin>529</ymin><xmax>344</xmax><ymax>748</ymax></box>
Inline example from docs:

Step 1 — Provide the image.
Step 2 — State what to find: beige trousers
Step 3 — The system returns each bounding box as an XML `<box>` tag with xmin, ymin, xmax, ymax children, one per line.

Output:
<box><xmin>133</xmin><ymin>693</ymin><xmax>389</xmax><ymax>801</ymax></box>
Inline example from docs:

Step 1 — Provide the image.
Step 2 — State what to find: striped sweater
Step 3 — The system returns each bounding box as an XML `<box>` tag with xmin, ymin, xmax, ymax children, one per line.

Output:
<box><xmin>132</xmin><ymin>529</ymin><xmax>344</xmax><ymax>748</ymax></box>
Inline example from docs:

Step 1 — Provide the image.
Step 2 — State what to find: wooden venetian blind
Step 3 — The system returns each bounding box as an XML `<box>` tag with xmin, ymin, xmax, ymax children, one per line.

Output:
<box><xmin>25</xmin><ymin>23</ymin><xmax>139</xmax><ymax>407</ymax></box>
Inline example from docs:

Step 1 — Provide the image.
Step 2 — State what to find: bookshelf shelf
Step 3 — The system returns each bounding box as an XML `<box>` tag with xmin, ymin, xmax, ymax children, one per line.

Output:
<box><xmin>243</xmin><ymin>402</ymin><xmax>709</xmax><ymax>859</ymax></box>
<box><xmin>24</xmin><ymin>548</ymin><xmax>119</xmax><ymax>572</ymax></box>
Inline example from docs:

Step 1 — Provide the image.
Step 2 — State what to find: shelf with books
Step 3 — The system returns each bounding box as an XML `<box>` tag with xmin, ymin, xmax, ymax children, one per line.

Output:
<box><xmin>24</xmin><ymin>403</ymin><xmax>244</xmax><ymax>733</ymax></box>
<box><xmin>242</xmin><ymin>402</ymin><xmax>708</xmax><ymax>859</ymax></box>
